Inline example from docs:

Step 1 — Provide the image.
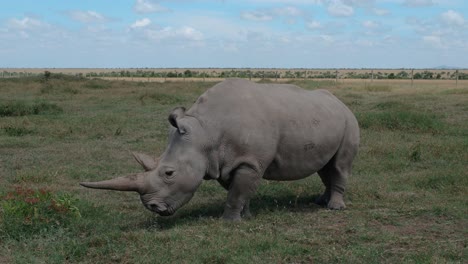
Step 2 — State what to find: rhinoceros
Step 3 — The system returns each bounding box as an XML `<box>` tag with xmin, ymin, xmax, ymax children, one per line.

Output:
<box><xmin>80</xmin><ymin>79</ymin><xmax>359</xmax><ymax>221</ymax></box>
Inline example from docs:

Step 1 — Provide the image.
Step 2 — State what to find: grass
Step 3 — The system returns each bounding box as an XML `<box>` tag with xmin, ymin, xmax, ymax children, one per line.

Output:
<box><xmin>0</xmin><ymin>77</ymin><xmax>467</xmax><ymax>263</ymax></box>
<box><xmin>357</xmin><ymin>110</ymin><xmax>444</xmax><ymax>133</ymax></box>
<box><xmin>0</xmin><ymin>101</ymin><xmax>63</xmax><ymax>117</ymax></box>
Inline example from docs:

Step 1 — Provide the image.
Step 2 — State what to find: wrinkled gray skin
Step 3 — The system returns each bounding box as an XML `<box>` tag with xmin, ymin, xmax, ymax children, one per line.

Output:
<box><xmin>80</xmin><ymin>79</ymin><xmax>359</xmax><ymax>221</ymax></box>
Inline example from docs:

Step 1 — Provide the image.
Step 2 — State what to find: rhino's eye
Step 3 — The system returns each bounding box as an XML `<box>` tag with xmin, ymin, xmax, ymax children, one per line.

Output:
<box><xmin>165</xmin><ymin>170</ymin><xmax>175</xmax><ymax>177</ymax></box>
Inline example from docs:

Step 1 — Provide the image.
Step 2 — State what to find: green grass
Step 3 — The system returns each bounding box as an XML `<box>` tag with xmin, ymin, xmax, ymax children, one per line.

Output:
<box><xmin>0</xmin><ymin>77</ymin><xmax>466</xmax><ymax>263</ymax></box>
<box><xmin>357</xmin><ymin>110</ymin><xmax>444</xmax><ymax>133</ymax></box>
<box><xmin>0</xmin><ymin>101</ymin><xmax>63</xmax><ymax>117</ymax></box>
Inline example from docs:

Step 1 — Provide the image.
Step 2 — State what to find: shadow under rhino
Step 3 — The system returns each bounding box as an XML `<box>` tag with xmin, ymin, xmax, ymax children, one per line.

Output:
<box><xmin>137</xmin><ymin>193</ymin><xmax>322</xmax><ymax>230</ymax></box>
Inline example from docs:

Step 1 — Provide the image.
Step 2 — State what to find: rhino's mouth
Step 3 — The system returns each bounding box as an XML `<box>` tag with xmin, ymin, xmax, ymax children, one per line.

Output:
<box><xmin>147</xmin><ymin>203</ymin><xmax>175</xmax><ymax>216</ymax></box>
<box><xmin>157</xmin><ymin>209</ymin><xmax>174</xmax><ymax>216</ymax></box>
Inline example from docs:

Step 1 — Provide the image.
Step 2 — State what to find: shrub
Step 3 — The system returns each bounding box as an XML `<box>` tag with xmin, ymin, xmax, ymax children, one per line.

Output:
<box><xmin>0</xmin><ymin>187</ymin><xmax>81</xmax><ymax>239</ymax></box>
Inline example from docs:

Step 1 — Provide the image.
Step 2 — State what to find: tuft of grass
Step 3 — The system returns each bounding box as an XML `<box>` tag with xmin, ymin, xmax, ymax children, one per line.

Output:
<box><xmin>0</xmin><ymin>186</ymin><xmax>82</xmax><ymax>239</ymax></box>
<box><xmin>40</xmin><ymin>83</ymin><xmax>80</xmax><ymax>94</ymax></box>
<box><xmin>139</xmin><ymin>92</ymin><xmax>186</xmax><ymax>105</ymax></box>
<box><xmin>358</xmin><ymin>110</ymin><xmax>444</xmax><ymax>133</ymax></box>
<box><xmin>415</xmin><ymin>173</ymin><xmax>458</xmax><ymax>191</ymax></box>
<box><xmin>0</xmin><ymin>101</ymin><xmax>63</xmax><ymax>117</ymax></box>
<box><xmin>408</xmin><ymin>143</ymin><xmax>422</xmax><ymax>162</ymax></box>
<box><xmin>286</xmin><ymin>80</ymin><xmax>336</xmax><ymax>90</ymax></box>
<box><xmin>374</xmin><ymin>101</ymin><xmax>411</xmax><ymax>110</ymax></box>
<box><xmin>84</xmin><ymin>79</ymin><xmax>108</xmax><ymax>89</ymax></box>
<box><xmin>440</xmin><ymin>88</ymin><xmax>468</xmax><ymax>95</ymax></box>
<box><xmin>364</xmin><ymin>84</ymin><xmax>393</xmax><ymax>92</ymax></box>
<box><xmin>3</xmin><ymin>125</ymin><xmax>35</xmax><ymax>136</ymax></box>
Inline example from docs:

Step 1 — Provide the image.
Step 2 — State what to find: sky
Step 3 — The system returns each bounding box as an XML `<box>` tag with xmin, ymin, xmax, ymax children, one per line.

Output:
<box><xmin>0</xmin><ymin>0</ymin><xmax>467</xmax><ymax>68</ymax></box>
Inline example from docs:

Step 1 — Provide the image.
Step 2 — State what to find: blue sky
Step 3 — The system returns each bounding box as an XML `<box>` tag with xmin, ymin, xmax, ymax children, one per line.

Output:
<box><xmin>1</xmin><ymin>0</ymin><xmax>467</xmax><ymax>68</ymax></box>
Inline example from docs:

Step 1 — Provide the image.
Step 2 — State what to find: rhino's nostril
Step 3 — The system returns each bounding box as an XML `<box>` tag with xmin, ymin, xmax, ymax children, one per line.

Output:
<box><xmin>148</xmin><ymin>203</ymin><xmax>168</xmax><ymax>213</ymax></box>
<box><xmin>148</xmin><ymin>203</ymin><xmax>159</xmax><ymax>212</ymax></box>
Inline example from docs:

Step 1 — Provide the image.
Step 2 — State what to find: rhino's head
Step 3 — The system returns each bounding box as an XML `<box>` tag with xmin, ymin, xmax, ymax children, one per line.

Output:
<box><xmin>80</xmin><ymin>107</ymin><xmax>211</xmax><ymax>216</ymax></box>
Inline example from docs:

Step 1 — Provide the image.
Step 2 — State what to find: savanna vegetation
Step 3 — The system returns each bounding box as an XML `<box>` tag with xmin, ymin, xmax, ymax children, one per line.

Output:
<box><xmin>2</xmin><ymin>68</ymin><xmax>468</xmax><ymax>80</ymax></box>
<box><xmin>0</xmin><ymin>74</ymin><xmax>467</xmax><ymax>263</ymax></box>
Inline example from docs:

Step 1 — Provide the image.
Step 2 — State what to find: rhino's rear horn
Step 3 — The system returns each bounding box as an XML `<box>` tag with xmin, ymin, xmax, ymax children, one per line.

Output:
<box><xmin>132</xmin><ymin>152</ymin><xmax>158</xmax><ymax>171</ymax></box>
<box><xmin>80</xmin><ymin>173</ymin><xmax>146</xmax><ymax>193</ymax></box>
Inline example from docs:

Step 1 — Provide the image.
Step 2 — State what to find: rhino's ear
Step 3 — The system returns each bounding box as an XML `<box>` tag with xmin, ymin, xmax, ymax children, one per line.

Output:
<box><xmin>168</xmin><ymin>107</ymin><xmax>187</xmax><ymax>134</ymax></box>
<box><xmin>132</xmin><ymin>152</ymin><xmax>158</xmax><ymax>171</ymax></box>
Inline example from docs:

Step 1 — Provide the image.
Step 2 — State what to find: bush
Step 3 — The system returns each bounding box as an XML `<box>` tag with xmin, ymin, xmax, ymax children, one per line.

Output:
<box><xmin>1</xmin><ymin>187</ymin><xmax>81</xmax><ymax>239</ymax></box>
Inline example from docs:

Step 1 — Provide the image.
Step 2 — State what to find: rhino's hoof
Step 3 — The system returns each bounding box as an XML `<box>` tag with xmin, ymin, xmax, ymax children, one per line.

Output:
<box><xmin>222</xmin><ymin>216</ymin><xmax>242</xmax><ymax>222</ymax></box>
<box><xmin>222</xmin><ymin>211</ymin><xmax>242</xmax><ymax>221</ymax></box>
<box><xmin>315</xmin><ymin>195</ymin><xmax>329</xmax><ymax>206</ymax></box>
<box><xmin>241</xmin><ymin>211</ymin><xmax>253</xmax><ymax>219</ymax></box>
<box><xmin>327</xmin><ymin>200</ymin><xmax>346</xmax><ymax>210</ymax></box>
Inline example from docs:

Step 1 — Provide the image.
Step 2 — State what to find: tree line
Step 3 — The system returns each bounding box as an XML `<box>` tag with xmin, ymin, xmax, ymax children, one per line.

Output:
<box><xmin>2</xmin><ymin>69</ymin><xmax>467</xmax><ymax>80</ymax></box>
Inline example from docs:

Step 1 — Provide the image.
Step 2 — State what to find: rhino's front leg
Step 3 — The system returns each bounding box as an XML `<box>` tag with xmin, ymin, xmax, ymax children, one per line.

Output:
<box><xmin>241</xmin><ymin>200</ymin><xmax>252</xmax><ymax>218</ymax></box>
<box><xmin>223</xmin><ymin>166</ymin><xmax>261</xmax><ymax>221</ymax></box>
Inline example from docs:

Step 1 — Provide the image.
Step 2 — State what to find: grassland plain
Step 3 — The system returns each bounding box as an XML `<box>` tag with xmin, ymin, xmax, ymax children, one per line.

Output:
<box><xmin>0</xmin><ymin>75</ymin><xmax>467</xmax><ymax>263</ymax></box>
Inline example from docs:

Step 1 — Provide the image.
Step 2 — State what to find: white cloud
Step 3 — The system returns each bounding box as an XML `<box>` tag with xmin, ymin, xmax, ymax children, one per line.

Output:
<box><xmin>372</xmin><ymin>8</ymin><xmax>390</xmax><ymax>16</ymax></box>
<box><xmin>131</xmin><ymin>18</ymin><xmax>151</xmax><ymax>28</ymax></box>
<box><xmin>8</xmin><ymin>17</ymin><xmax>47</xmax><ymax>30</ymax></box>
<box><xmin>362</xmin><ymin>20</ymin><xmax>379</xmax><ymax>29</ymax></box>
<box><xmin>320</xmin><ymin>34</ymin><xmax>335</xmax><ymax>43</ymax></box>
<box><xmin>440</xmin><ymin>10</ymin><xmax>464</xmax><ymax>26</ymax></box>
<box><xmin>423</xmin><ymin>35</ymin><xmax>442</xmax><ymax>47</ymax></box>
<box><xmin>145</xmin><ymin>26</ymin><xmax>204</xmax><ymax>42</ymax></box>
<box><xmin>134</xmin><ymin>0</ymin><xmax>170</xmax><ymax>14</ymax></box>
<box><xmin>250</xmin><ymin>0</ymin><xmax>324</xmax><ymax>4</ymax></box>
<box><xmin>241</xmin><ymin>6</ymin><xmax>305</xmax><ymax>23</ymax></box>
<box><xmin>342</xmin><ymin>0</ymin><xmax>375</xmax><ymax>7</ymax></box>
<box><xmin>403</xmin><ymin>0</ymin><xmax>434</xmax><ymax>7</ymax></box>
<box><xmin>68</xmin><ymin>10</ymin><xmax>108</xmax><ymax>23</ymax></box>
<box><xmin>272</xmin><ymin>6</ymin><xmax>304</xmax><ymax>17</ymax></box>
<box><xmin>327</xmin><ymin>1</ymin><xmax>354</xmax><ymax>17</ymax></box>
<box><xmin>241</xmin><ymin>10</ymin><xmax>273</xmax><ymax>21</ymax></box>
<box><xmin>306</xmin><ymin>20</ymin><xmax>322</xmax><ymax>30</ymax></box>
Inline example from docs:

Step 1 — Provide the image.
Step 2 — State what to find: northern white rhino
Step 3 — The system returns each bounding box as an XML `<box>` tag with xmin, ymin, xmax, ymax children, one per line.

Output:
<box><xmin>80</xmin><ymin>79</ymin><xmax>360</xmax><ymax>221</ymax></box>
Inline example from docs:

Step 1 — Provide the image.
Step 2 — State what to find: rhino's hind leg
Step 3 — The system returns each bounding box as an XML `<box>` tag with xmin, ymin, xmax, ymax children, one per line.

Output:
<box><xmin>317</xmin><ymin>163</ymin><xmax>347</xmax><ymax>210</ymax></box>
<box><xmin>222</xmin><ymin>166</ymin><xmax>261</xmax><ymax>221</ymax></box>
<box><xmin>317</xmin><ymin>141</ymin><xmax>357</xmax><ymax>209</ymax></box>
<box><xmin>315</xmin><ymin>173</ymin><xmax>331</xmax><ymax>206</ymax></box>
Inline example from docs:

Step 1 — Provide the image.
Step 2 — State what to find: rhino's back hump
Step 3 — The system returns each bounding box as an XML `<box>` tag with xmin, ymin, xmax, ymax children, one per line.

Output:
<box><xmin>190</xmin><ymin>79</ymin><xmax>335</xmax><ymax>115</ymax></box>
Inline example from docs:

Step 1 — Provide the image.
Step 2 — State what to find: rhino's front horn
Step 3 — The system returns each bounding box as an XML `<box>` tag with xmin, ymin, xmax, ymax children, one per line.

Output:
<box><xmin>80</xmin><ymin>173</ymin><xmax>147</xmax><ymax>193</ymax></box>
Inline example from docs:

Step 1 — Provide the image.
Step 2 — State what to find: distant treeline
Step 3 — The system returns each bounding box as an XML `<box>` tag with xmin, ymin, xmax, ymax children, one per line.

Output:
<box><xmin>2</xmin><ymin>69</ymin><xmax>467</xmax><ymax>80</ymax></box>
